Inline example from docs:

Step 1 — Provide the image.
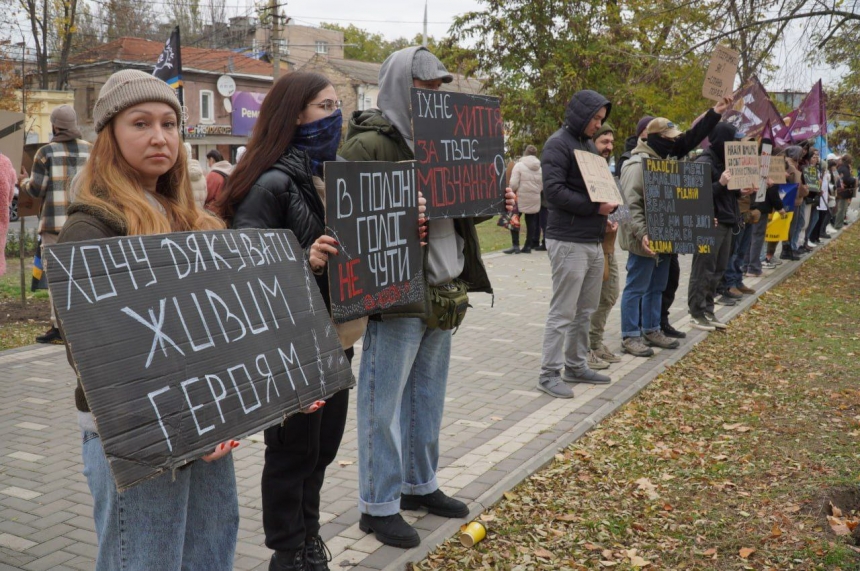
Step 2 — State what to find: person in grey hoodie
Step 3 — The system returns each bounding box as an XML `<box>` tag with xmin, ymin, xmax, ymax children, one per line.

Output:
<box><xmin>537</xmin><ymin>90</ymin><xmax>619</xmax><ymax>399</ymax></box>
<box><xmin>340</xmin><ymin>46</ymin><xmax>515</xmax><ymax>549</ymax></box>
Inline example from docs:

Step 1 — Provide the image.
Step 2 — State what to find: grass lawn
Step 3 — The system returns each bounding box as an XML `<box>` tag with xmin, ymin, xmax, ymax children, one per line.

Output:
<box><xmin>415</xmin><ymin>225</ymin><xmax>860</xmax><ymax>570</ymax></box>
<box><xmin>0</xmin><ymin>258</ymin><xmax>51</xmax><ymax>351</ymax></box>
<box><xmin>475</xmin><ymin>216</ymin><xmax>521</xmax><ymax>254</ymax></box>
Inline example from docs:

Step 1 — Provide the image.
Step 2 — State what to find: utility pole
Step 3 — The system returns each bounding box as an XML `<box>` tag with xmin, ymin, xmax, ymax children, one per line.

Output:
<box><xmin>18</xmin><ymin>41</ymin><xmax>26</xmax><ymax>307</ymax></box>
<box><xmin>270</xmin><ymin>0</ymin><xmax>280</xmax><ymax>80</ymax></box>
<box><xmin>422</xmin><ymin>0</ymin><xmax>428</xmax><ymax>47</ymax></box>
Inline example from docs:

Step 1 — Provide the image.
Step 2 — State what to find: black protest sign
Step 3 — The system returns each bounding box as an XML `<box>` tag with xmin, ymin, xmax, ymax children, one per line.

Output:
<box><xmin>46</xmin><ymin>230</ymin><xmax>354</xmax><ymax>490</ymax></box>
<box><xmin>411</xmin><ymin>88</ymin><xmax>507</xmax><ymax>219</ymax></box>
<box><xmin>324</xmin><ymin>161</ymin><xmax>424</xmax><ymax>323</ymax></box>
<box><xmin>643</xmin><ymin>159</ymin><xmax>716</xmax><ymax>255</ymax></box>
<box><xmin>804</xmin><ymin>166</ymin><xmax>821</xmax><ymax>194</ymax></box>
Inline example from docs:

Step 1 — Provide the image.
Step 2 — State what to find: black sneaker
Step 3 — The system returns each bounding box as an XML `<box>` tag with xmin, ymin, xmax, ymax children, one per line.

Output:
<box><xmin>400</xmin><ymin>489</ymin><xmax>469</xmax><ymax>518</ymax></box>
<box><xmin>35</xmin><ymin>327</ymin><xmax>62</xmax><ymax>344</ymax></box>
<box><xmin>662</xmin><ymin>324</ymin><xmax>687</xmax><ymax>339</ymax></box>
<box><xmin>359</xmin><ymin>513</ymin><xmax>420</xmax><ymax>548</ymax></box>
<box><xmin>269</xmin><ymin>548</ymin><xmax>305</xmax><ymax>571</ymax></box>
<box><xmin>534</xmin><ymin>244</ymin><xmax>547</xmax><ymax>251</ymax></box>
<box><xmin>520</xmin><ymin>246</ymin><xmax>532</xmax><ymax>253</ymax></box>
<box><xmin>305</xmin><ymin>536</ymin><xmax>331</xmax><ymax>571</ymax></box>
<box><xmin>503</xmin><ymin>246</ymin><xmax>521</xmax><ymax>254</ymax></box>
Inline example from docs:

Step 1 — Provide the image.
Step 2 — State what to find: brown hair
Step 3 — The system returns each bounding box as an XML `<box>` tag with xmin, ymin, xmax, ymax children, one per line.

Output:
<box><xmin>524</xmin><ymin>145</ymin><xmax>538</xmax><ymax>156</ymax></box>
<box><xmin>216</xmin><ymin>72</ymin><xmax>333</xmax><ymax>222</ymax></box>
<box><xmin>75</xmin><ymin>119</ymin><xmax>224</xmax><ymax>235</ymax></box>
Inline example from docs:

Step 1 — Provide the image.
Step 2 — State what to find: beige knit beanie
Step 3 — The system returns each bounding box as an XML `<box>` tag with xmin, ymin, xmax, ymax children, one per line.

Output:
<box><xmin>93</xmin><ymin>70</ymin><xmax>182</xmax><ymax>133</ymax></box>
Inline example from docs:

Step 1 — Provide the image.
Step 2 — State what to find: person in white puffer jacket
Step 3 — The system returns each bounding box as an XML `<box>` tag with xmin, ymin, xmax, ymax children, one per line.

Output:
<box><xmin>508</xmin><ymin>145</ymin><xmax>543</xmax><ymax>253</ymax></box>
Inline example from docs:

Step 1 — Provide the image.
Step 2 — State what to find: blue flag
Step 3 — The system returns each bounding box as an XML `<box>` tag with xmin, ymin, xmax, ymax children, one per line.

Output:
<box><xmin>778</xmin><ymin>183</ymin><xmax>798</xmax><ymax>212</ymax></box>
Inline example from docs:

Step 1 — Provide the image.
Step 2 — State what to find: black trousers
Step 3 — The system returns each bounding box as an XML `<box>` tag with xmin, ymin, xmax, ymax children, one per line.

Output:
<box><xmin>660</xmin><ymin>254</ymin><xmax>680</xmax><ymax>329</ymax></box>
<box><xmin>262</xmin><ymin>347</ymin><xmax>353</xmax><ymax>551</ymax></box>
<box><xmin>524</xmin><ymin>213</ymin><xmax>540</xmax><ymax>248</ymax></box>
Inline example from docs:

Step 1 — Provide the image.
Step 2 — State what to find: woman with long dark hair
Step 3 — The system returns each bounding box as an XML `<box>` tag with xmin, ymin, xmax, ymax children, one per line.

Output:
<box><xmin>217</xmin><ymin>71</ymin><xmax>355</xmax><ymax>571</ymax></box>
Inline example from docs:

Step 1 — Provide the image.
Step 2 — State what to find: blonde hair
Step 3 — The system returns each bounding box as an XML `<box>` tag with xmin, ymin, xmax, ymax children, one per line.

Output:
<box><xmin>75</xmin><ymin>122</ymin><xmax>224</xmax><ymax>235</ymax></box>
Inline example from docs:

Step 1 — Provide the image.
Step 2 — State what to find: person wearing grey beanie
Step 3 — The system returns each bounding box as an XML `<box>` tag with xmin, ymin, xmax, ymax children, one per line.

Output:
<box><xmin>54</xmin><ymin>69</ymin><xmax>235</xmax><ymax>571</ymax></box>
<box><xmin>92</xmin><ymin>69</ymin><xmax>183</xmax><ymax>133</ymax></box>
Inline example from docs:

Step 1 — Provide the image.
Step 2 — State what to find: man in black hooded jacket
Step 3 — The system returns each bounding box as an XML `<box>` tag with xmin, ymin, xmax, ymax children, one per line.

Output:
<box><xmin>537</xmin><ymin>90</ymin><xmax>619</xmax><ymax>399</ymax></box>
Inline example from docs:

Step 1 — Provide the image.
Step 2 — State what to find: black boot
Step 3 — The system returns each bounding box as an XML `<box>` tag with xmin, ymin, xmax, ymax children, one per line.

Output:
<box><xmin>503</xmin><ymin>246</ymin><xmax>520</xmax><ymax>254</ymax></box>
<box><xmin>305</xmin><ymin>536</ymin><xmax>332</xmax><ymax>571</ymax></box>
<box><xmin>662</xmin><ymin>323</ymin><xmax>686</xmax><ymax>339</ymax></box>
<box><xmin>35</xmin><ymin>327</ymin><xmax>62</xmax><ymax>344</ymax></box>
<box><xmin>400</xmin><ymin>489</ymin><xmax>469</xmax><ymax>518</ymax></box>
<box><xmin>359</xmin><ymin>513</ymin><xmax>420</xmax><ymax>548</ymax></box>
<box><xmin>269</xmin><ymin>548</ymin><xmax>305</xmax><ymax>571</ymax></box>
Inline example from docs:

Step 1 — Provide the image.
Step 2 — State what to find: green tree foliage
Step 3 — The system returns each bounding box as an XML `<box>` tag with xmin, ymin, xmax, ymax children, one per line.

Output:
<box><xmin>449</xmin><ymin>0</ymin><xmax>728</xmax><ymax>154</ymax></box>
<box><xmin>319</xmin><ymin>23</ymin><xmax>396</xmax><ymax>63</ymax></box>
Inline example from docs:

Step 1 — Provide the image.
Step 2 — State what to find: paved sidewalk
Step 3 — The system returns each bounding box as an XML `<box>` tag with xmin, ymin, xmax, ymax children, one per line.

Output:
<box><xmin>0</xmin><ymin>228</ymin><xmax>833</xmax><ymax>571</ymax></box>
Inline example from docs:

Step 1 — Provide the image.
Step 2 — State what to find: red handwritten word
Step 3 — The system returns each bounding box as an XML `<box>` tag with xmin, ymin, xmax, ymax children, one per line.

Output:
<box><xmin>415</xmin><ymin>140</ymin><xmax>439</xmax><ymax>165</ymax></box>
<box><xmin>454</xmin><ymin>105</ymin><xmax>503</xmax><ymax>138</ymax></box>
<box><xmin>362</xmin><ymin>282</ymin><xmax>412</xmax><ymax>312</ymax></box>
<box><xmin>418</xmin><ymin>163</ymin><xmax>499</xmax><ymax>208</ymax></box>
<box><xmin>338</xmin><ymin>258</ymin><xmax>363</xmax><ymax>302</ymax></box>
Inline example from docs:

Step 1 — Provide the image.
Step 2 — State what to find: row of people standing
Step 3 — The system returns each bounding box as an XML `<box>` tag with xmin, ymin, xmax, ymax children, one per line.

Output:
<box><xmin>53</xmin><ymin>46</ymin><xmax>515</xmax><ymax>571</ymax></box>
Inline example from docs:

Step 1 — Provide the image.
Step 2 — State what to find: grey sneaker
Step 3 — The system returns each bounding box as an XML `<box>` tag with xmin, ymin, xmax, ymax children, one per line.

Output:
<box><xmin>704</xmin><ymin>312</ymin><xmax>727</xmax><ymax>330</ymax></box>
<box><xmin>715</xmin><ymin>295</ymin><xmax>737</xmax><ymax>306</ymax></box>
<box><xmin>537</xmin><ymin>375</ymin><xmax>574</xmax><ymax>398</ymax></box>
<box><xmin>587</xmin><ymin>350</ymin><xmax>611</xmax><ymax>370</ymax></box>
<box><xmin>689</xmin><ymin>314</ymin><xmax>716</xmax><ymax>331</ymax></box>
<box><xmin>562</xmin><ymin>367</ymin><xmax>611</xmax><ymax>385</ymax></box>
<box><xmin>593</xmin><ymin>344</ymin><xmax>622</xmax><ymax>363</ymax></box>
<box><xmin>643</xmin><ymin>330</ymin><xmax>680</xmax><ymax>349</ymax></box>
<box><xmin>621</xmin><ymin>336</ymin><xmax>654</xmax><ymax>357</ymax></box>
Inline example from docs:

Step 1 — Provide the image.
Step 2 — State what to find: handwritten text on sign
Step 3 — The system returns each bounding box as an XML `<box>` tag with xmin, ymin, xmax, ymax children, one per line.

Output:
<box><xmin>725</xmin><ymin>141</ymin><xmax>760</xmax><ymax>190</ymax></box>
<box><xmin>46</xmin><ymin>230</ymin><xmax>354</xmax><ymax>490</ymax></box>
<box><xmin>702</xmin><ymin>44</ymin><xmax>740</xmax><ymax>101</ymax></box>
<box><xmin>574</xmin><ymin>150</ymin><xmax>624</xmax><ymax>203</ymax></box>
<box><xmin>325</xmin><ymin>161</ymin><xmax>424</xmax><ymax>323</ymax></box>
<box><xmin>756</xmin><ymin>143</ymin><xmax>773</xmax><ymax>203</ymax></box>
<box><xmin>411</xmin><ymin>88</ymin><xmax>506</xmax><ymax>219</ymax></box>
<box><xmin>643</xmin><ymin>159</ymin><xmax>715</xmax><ymax>255</ymax></box>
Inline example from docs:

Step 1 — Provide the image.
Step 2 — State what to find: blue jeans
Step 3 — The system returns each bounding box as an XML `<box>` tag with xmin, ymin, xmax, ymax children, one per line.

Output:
<box><xmin>620</xmin><ymin>253</ymin><xmax>670</xmax><ymax>338</ymax></box>
<box><xmin>357</xmin><ymin>318</ymin><xmax>452</xmax><ymax>516</ymax></box>
<box><xmin>786</xmin><ymin>203</ymin><xmax>806</xmax><ymax>251</ymax></box>
<box><xmin>82</xmin><ymin>432</ymin><xmax>239</xmax><ymax>571</ymax></box>
<box><xmin>805</xmin><ymin>208</ymin><xmax>820</xmax><ymax>242</ymax></box>
<box><xmin>722</xmin><ymin>223</ymin><xmax>752</xmax><ymax>289</ymax></box>
<box><xmin>744</xmin><ymin>215</ymin><xmax>768</xmax><ymax>274</ymax></box>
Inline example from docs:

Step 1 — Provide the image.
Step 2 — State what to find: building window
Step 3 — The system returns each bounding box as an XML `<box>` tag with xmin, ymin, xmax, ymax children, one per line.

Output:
<box><xmin>200</xmin><ymin>90</ymin><xmax>214</xmax><ymax>124</ymax></box>
<box><xmin>315</xmin><ymin>41</ymin><xmax>328</xmax><ymax>54</ymax></box>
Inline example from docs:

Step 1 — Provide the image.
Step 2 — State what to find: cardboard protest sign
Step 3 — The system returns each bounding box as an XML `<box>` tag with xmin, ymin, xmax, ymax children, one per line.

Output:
<box><xmin>768</xmin><ymin>155</ymin><xmax>787</xmax><ymax>184</ymax></box>
<box><xmin>643</xmin><ymin>159</ymin><xmax>715</xmax><ymax>255</ymax></box>
<box><xmin>725</xmin><ymin>141</ymin><xmax>760</xmax><ymax>190</ymax></box>
<box><xmin>766</xmin><ymin>211</ymin><xmax>793</xmax><ymax>242</ymax></box>
<box><xmin>702</xmin><ymin>44</ymin><xmax>740</xmax><ymax>101</ymax></box>
<box><xmin>574</xmin><ymin>150</ymin><xmax>624</xmax><ymax>203</ymax></box>
<box><xmin>46</xmin><ymin>229</ymin><xmax>354</xmax><ymax>490</ymax></box>
<box><xmin>756</xmin><ymin>143</ymin><xmax>773</xmax><ymax>203</ymax></box>
<box><xmin>0</xmin><ymin>110</ymin><xmax>25</xmax><ymax>171</ymax></box>
<box><xmin>804</xmin><ymin>166</ymin><xmax>821</xmax><ymax>194</ymax></box>
<box><xmin>324</xmin><ymin>161</ymin><xmax>424</xmax><ymax>323</ymax></box>
<box><xmin>411</xmin><ymin>88</ymin><xmax>506</xmax><ymax>219</ymax></box>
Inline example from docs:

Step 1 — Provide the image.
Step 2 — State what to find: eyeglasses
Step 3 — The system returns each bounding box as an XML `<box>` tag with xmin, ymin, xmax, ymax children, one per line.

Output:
<box><xmin>306</xmin><ymin>99</ymin><xmax>342</xmax><ymax>113</ymax></box>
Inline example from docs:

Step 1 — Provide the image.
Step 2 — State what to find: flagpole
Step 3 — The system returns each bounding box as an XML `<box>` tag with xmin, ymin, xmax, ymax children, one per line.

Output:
<box><xmin>176</xmin><ymin>26</ymin><xmax>185</xmax><ymax>141</ymax></box>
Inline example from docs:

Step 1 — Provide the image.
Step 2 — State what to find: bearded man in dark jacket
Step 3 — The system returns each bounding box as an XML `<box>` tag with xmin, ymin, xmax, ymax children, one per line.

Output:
<box><xmin>536</xmin><ymin>90</ymin><xmax>619</xmax><ymax>399</ymax></box>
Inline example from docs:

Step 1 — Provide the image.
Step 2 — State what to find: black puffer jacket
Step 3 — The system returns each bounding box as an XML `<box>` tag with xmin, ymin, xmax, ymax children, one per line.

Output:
<box><xmin>695</xmin><ymin>123</ymin><xmax>740</xmax><ymax>226</ymax></box>
<box><xmin>232</xmin><ymin>147</ymin><xmax>330</xmax><ymax>308</ymax></box>
<box><xmin>541</xmin><ymin>90</ymin><xmax>612</xmax><ymax>243</ymax></box>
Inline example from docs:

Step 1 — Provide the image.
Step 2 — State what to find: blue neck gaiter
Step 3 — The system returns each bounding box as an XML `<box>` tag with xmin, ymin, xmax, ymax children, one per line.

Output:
<box><xmin>292</xmin><ymin>109</ymin><xmax>343</xmax><ymax>177</ymax></box>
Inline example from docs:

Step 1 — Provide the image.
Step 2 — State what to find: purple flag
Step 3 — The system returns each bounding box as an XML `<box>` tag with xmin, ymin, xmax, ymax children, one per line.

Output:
<box><xmin>784</xmin><ymin>80</ymin><xmax>826</xmax><ymax>143</ymax></box>
<box><xmin>722</xmin><ymin>76</ymin><xmax>783</xmax><ymax>140</ymax></box>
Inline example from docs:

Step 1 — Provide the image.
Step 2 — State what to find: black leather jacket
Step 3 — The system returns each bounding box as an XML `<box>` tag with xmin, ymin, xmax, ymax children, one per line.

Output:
<box><xmin>232</xmin><ymin>147</ymin><xmax>330</xmax><ymax>308</ymax></box>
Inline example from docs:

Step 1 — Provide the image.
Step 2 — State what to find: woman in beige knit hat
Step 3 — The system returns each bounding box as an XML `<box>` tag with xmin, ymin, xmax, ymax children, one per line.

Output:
<box><xmin>56</xmin><ymin>69</ymin><xmax>238</xmax><ymax>571</ymax></box>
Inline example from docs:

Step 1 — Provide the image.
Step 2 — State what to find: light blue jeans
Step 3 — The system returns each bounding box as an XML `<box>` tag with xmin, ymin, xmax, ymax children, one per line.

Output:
<box><xmin>82</xmin><ymin>432</ymin><xmax>239</xmax><ymax>571</ymax></box>
<box><xmin>620</xmin><ymin>253</ymin><xmax>670</xmax><ymax>338</ymax></box>
<box><xmin>357</xmin><ymin>318</ymin><xmax>452</xmax><ymax>516</ymax></box>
